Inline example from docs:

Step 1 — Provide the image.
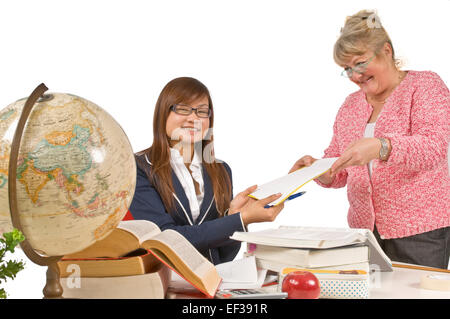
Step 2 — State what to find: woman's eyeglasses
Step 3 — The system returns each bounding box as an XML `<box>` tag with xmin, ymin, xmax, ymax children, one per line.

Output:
<box><xmin>170</xmin><ymin>104</ymin><xmax>211</xmax><ymax>118</ymax></box>
<box><xmin>341</xmin><ymin>54</ymin><xmax>376</xmax><ymax>78</ymax></box>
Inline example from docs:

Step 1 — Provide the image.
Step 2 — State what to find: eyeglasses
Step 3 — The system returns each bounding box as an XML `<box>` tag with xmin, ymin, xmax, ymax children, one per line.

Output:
<box><xmin>341</xmin><ymin>54</ymin><xmax>376</xmax><ymax>78</ymax></box>
<box><xmin>170</xmin><ymin>103</ymin><xmax>211</xmax><ymax>118</ymax></box>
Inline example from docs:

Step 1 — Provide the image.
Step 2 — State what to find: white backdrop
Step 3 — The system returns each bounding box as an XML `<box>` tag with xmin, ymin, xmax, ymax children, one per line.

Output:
<box><xmin>1</xmin><ymin>0</ymin><xmax>449</xmax><ymax>298</ymax></box>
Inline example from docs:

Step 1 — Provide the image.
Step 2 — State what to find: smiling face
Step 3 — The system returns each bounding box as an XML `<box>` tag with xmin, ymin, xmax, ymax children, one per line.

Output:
<box><xmin>165</xmin><ymin>95</ymin><xmax>210</xmax><ymax>146</ymax></box>
<box><xmin>342</xmin><ymin>43</ymin><xmax>396</xmax><ymax>98</ymax></box>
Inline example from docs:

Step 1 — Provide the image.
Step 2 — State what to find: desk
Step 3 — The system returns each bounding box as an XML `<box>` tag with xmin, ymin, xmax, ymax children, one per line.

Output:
<box><xmin>369</xmin><ymin>263</ymin><xmax>450</xmax><ymax>299</ymax></box>
<box><xmin>167</xmin><ymin>263</ymin><xmax>450</xmax><ymax>299</ymax></box>
<box><xmin>6</xmin><ymin>247</ymin><xmax>449</xmax><ymax>299</ymax></box>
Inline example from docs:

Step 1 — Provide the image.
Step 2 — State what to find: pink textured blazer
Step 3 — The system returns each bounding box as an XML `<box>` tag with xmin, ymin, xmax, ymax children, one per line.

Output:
<box><xmin>317</xmin><ymin>71</ymin><xmax>450</xmax><ymax>239</ymax></box>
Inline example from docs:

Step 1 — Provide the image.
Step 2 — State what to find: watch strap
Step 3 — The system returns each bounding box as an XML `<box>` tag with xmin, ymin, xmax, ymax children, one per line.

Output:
<box><xmin>378</xmin><ymin>138</ymin><xmax>390</xmax><ymax>161</ymax></box>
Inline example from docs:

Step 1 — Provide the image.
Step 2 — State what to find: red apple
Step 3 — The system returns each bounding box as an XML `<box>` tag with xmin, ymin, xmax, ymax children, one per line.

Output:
<box><xmin>282</xmin><ymin>271</ymin><xmax>320</xmax><ymax>299</ymax></box>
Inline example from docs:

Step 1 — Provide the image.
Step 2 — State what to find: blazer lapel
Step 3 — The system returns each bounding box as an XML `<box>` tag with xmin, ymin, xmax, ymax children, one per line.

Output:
<box><xmin>196</xmin><ymin>165</ymin><xmax>215</xmax><ymax>224</ymax></box>
<box><xmin>171</xmin><ymin>170</ymin><xmax>194</xmax><ymax>225</ymax></box>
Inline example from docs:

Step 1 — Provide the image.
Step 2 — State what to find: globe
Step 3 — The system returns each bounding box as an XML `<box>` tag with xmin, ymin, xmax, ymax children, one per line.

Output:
<box><xmin>0</xmin><ymin>89</ymin><xmax>136</xmax><ymax>257</ymax></box>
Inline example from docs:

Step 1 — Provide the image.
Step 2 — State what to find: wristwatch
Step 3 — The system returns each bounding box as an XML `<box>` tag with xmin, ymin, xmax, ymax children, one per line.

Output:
<box><xmin>378</xmin><ymin>138</ymin><xmax>390</xmax><ymax>161</ymax></box>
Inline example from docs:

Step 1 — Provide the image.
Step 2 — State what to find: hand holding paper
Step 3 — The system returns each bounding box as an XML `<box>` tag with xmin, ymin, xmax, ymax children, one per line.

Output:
<box><xmin>228</xmin><ymin>185</ymin><xmax>258</xmax><ymax>216</ymax></box>
<box><xmin>289</xmin><ymin>155</ymin><xmax>336</xmax><ymax>185</ymax></box>
<box><xmin>330</xmin><ymin>138</ymin><xmax>383</xmax><ymax>174</ymax></box>
<box><xmin>240</xmin><ymin>193</ymin><xmax>285</xmax><ymax>225</ymax></box>
<box><xmin>289</xmin><ymin>155</ymin><xmax>318</xmax><ymax>173</ymax></box>
<box><xmin>229</xmin><ymin>186</ymin><xmax>284</xmax><ymax>225</ymax></box>
<box><xmin>249</xmin><ymin>157</ymin><xmax>339</xmax><ymax>207</ymax></box>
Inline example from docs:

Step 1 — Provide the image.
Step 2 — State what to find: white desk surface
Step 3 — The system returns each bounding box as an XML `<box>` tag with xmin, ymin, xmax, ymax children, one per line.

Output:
<box><xmin>4</xmin><ymin>247</ymin><xmax>450</xmax><ymax>299</ymax></box>
<box><xmin>168</xmin><ymin>263</ymin><xmax>450</xmax><ymax>299</ymax></box>
<box><xmin>369</xmin><ymin>263</ymin><xmax>450</xmax><ymax>299</ymax></box>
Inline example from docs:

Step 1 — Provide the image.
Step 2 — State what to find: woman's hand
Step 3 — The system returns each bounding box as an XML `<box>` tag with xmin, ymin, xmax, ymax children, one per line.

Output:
<box><xmin>229</xmin><ymin>186</ymin><xmax>284</xmax><ymax>226</ymax></box>
<box><xmin>239</xmin><ymin>194</ymin><xmax>284</xmax><ymax>226</ymax></box>
<box><xmin>289</xmin><ymin>155</ymin><xmax>317</xmax><ymax>173</ymax></box>
<box><xmin>330</xmin><ymin>137</ymin><xmax>382</xmax><ymax>175</ymax></box>
<box><xmin>228</xmin><ymin>185</ymin><xmax>258</xmax><ymax>216</ymax></box>
<box><xmin>289</xmin><ymin>155</ymin><xmax>335</xmax><ymax>185</ymax></box>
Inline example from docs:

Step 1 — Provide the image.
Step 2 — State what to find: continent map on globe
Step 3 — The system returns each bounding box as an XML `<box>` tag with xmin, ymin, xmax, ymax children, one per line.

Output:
<box><xmin>0</xmin><ymin>92</ymin><xmax>136</xmax><ymax>256</ymax></box>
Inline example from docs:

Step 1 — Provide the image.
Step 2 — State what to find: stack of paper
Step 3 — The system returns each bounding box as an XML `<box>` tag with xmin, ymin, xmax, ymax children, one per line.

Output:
<box><xmin>169</xmin><ymin>256</ymin><xmax>269</xmax><ymax>291</ymax></box>
<box><xmin>215</xmin><ymin>256</ymin><xmax>268</xmax><ymax>290</ymax></box>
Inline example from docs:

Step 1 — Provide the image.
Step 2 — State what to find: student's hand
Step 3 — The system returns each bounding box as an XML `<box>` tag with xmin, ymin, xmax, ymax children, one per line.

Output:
<box><xmin>239</xmin><ymin>193</ymin><xmax>284</xmax><ymax>226</ymax></box>
<box><xmin>228</xmin><ymin>185</ymin><xmax>258</xmax><ymax>216</ymax></box>
<box><xmin>289</xmin><ymin>155</ymin><xmax>335</xmax><ymax>185</ymax></box>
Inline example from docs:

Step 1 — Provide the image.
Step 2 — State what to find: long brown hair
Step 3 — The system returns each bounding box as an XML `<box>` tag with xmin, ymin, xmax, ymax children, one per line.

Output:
<box><xmin>140</xmin><ymin>77</ymin><xmax>232</xmax><ymax>215</ymax></box>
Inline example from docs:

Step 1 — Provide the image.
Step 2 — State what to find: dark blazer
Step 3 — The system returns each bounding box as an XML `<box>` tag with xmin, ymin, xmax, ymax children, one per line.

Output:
<box><xmin>128</xmin><ymin>152</ymin><xmax>244</xmax><ymax>265</ymax></box>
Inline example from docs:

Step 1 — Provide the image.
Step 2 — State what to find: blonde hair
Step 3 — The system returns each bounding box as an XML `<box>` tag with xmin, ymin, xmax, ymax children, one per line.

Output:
<box><xmin>334</xmin><ymin>10</ymin><xmax>400</xmax><ymax>68</ymax></box>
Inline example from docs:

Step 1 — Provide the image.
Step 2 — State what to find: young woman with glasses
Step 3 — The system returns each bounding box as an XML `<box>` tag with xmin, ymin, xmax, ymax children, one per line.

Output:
<box><xmin>290</xmin><ymin>10</ymin><xmax>450</xmax><ymax>269</ymax></box>
<box><xmin>127</xmin><ymin>77</ymin><xmax>284</xmax><ymax>264</ymax></box>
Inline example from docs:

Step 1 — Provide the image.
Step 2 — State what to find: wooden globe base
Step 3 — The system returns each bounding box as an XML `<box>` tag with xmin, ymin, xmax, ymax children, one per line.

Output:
<box><xmin>8</xmin><ymin>83</ymin><xmax>64</xmax><ymax>298</ymax></box>
<box><xmin>43</xmin><ymin>263</ymin><xmax>64</xmax><ymax>299</ymax></box>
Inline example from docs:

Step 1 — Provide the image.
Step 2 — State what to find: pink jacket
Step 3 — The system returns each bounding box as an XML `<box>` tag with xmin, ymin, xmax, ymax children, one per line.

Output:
<box><xmin>317</xmin><ymin>71</ymin><xmax>450</xmax><ymax>239</ymax></box>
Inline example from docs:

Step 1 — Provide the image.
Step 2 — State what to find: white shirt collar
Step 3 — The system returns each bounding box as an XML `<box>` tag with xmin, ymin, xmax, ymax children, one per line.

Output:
<box><xmin>170</xmin><ymin>147</ymin><xmax>202</xmax><ymax>170</ymax></box>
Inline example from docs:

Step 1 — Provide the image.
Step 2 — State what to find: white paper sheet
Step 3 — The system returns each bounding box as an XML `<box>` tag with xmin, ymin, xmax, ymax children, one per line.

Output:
<box><xmin>249</xmin><ymin>157</ymin><xmax>338</xmax><ymax>206</ymax></box>
<box><xmin>215</xmin><ymin>256</ymin><xmax>268</xmax><ymax>290</ymax></box>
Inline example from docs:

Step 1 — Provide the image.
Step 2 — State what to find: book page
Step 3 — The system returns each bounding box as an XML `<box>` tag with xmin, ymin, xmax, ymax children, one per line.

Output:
<box><xmin>216</xmin><ymin>256</ymin><xmax>268</xmax><ymax>290</ymax></box>
<box><xmin>215</xmin><ymin>256</ymin><xmax>258</xmax><ymax>283</ymax></box>
<box><xmin>362</xmin><ymin>230</ymin><xmax>392</xmax><ymax>271</ymax></box>
<box><xmin>151</xmin><ymin>229</ymin><xmax>209</xmax><ymax>274</ymax></box>
<box><xmin>145</xmin><ymin>229</ymin><xmax>221</xmax><ymax>297</ymax></box>
<box><xmin>278</xmin><ymin>226</ymin><xmax>365</xmax><ymax>241</ymax></box>
<box><xmin>247</xmin><ymin>226</ymin><xmax>363</xmax><ymax>242</ymax></box>
<box><xmin>219</xmin><ymin>269</ymin><xmax>268</xmax><ymax>290</ymax></box>
<box><xmin>118</xmin><ymin>220</ymin><xmax>161</xmax><ymax>244</ymax></box>
<box><xmin>231</xmin><ymin>226</ymin><xmax>366</xmax><ymax>249</ymax></box>
<box><xmin>249</xmin><ymin>157</ymin><xmax>338</xmax><ymax>206</ymax></box>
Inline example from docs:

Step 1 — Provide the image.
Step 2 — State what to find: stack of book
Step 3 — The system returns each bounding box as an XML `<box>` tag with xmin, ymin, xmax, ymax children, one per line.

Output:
<box><xmin>59</xmin><ymin>248</ymin><xmax>171</xmax><ymax>299</ymax></box>
<box><xmin>248</xmin><ymin>243</ymin><xmax>371</xmax><ymax>272</ymax></box>
<box><xmin>58</xmin><ymin>220</ymin><xmax>222</xmax><ymax>299</ymax></box>
<box><xmin>230</xmin><ymin>225</ymin><xmax>392</xmax><ymax>299</ymax></box>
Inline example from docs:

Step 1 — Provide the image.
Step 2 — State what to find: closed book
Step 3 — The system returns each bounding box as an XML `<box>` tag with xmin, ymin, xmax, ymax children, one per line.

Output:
<box><xmin>252</xmin><ymin>244</ymin><xmax>369</xmax><ymax>268</ymax></box>
<box><xmin>60</xmin><ymin>266</ymin><xmax>171</xmax><ymax>299</ymax></box>
<box><xmin>58</xmin><ymin>249</ymin><xmax>160</xmax><ymax>277</ymax></box>
<box><xmin>252</xmin><ymin>254</ymin><xmax>370</xmax><ymax>274</ymax></box>
<box><xmin>64</xmin><ymin>226</ymin><xmax>141</xmax><ymax>259</ymax></box>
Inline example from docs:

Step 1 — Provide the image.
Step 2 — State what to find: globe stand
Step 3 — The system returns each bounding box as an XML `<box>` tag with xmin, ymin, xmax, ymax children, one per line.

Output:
<box><xmin>8</xmin><ymin>83</ymin><xmax>64</xmax><ymax>298</ymax></box>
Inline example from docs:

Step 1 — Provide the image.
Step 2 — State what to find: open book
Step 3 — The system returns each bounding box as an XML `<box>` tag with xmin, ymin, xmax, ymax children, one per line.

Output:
<box><xmin>64</xmin><ymin>220</ymin><xmax>221</xmax><ymax>298</ymax></box>
<box><xmin>231</xmin><ymin>225</ymin><xmax>392</xmax><ymax>271</ymax></box>
<box><xmin>249</xmin><ymin>157</ymin><xmax>338</xmax><ymax>206</ymax></box>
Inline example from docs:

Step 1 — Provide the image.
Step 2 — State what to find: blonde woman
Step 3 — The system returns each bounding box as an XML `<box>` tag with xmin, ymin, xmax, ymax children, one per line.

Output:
<box><xmin>290</xmin><ymin>10</ymin><xmax>450</xmax><ymax>268</ymax></box>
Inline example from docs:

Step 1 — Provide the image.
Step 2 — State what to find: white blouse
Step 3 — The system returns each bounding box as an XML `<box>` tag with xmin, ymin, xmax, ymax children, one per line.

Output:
<box><xmin>170</xmin><ymin>148</ymin><xmax>204</xmax><ymax>222</ymax></box>
<box><xmin>364</xmin><ymin>122</ymin><xmax>376</xmax><ymax>178</ymax></box>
